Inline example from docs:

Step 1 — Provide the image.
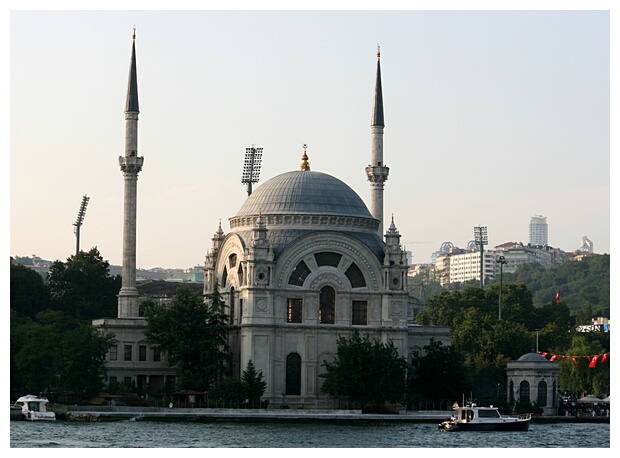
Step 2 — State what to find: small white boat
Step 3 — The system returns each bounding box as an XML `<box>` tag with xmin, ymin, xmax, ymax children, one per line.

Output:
<box><xmin>438</xmin><ymin>402</ymin><xmax>530</xmax><ymax>432</ymax></box>
<box><xmin>14</xmin><ymin>395</ymin><xmax>56</xmax><ymax>421</ymax></box>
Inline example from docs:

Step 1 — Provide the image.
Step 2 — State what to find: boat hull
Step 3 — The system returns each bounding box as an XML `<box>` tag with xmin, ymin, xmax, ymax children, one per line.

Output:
<box><xmin>439</xmin><ymin>419</ymin><xmax>530</xmax><ymax>432</ymax></box>
<box><xmin>24</xmin><ymin>411</ymin><xmax>56</xmax><ymax>421</ymax></box>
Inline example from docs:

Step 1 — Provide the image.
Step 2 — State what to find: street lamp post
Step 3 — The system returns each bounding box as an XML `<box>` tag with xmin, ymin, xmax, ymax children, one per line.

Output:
<box><xmin>496</xmin><ymin>255</ymin><xmax>506</xmax><ymax>320</ymax></box>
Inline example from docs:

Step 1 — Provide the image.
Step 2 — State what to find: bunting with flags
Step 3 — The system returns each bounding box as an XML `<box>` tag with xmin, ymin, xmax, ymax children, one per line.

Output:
<box><xmin>538</xmin><ymin>351</ymin><xmax>609</xmax><ymax>368</ymax></box>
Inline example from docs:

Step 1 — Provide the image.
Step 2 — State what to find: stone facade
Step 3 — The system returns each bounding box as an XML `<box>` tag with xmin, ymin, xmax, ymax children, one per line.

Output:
<box><xmin>506</xmin><ymin>352</ymin><xmax>559</xmax><ymax>416</ymax></box>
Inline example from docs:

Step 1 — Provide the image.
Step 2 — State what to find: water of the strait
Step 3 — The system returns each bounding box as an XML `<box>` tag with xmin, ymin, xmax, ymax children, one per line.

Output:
<box><xmin>10</xmin><ymin>419</ymin><xmax>611</xmax><ymax>448</ymax></box>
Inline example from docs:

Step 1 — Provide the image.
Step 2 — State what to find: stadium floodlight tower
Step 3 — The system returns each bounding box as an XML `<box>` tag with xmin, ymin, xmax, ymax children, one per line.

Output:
<box><xmin>473</xmin><ymin>225</ymin><xmax>488</xmax><ymax>288</ymax></box>
<box><xmin>73</xmin><ymin>194</ymin><xmax>90</xmax><ymax>256</ymax></box>
<box><xmin>241</xmin><ymin>146</ymin><xmax>263</xmax><ymax>196</ymax></box>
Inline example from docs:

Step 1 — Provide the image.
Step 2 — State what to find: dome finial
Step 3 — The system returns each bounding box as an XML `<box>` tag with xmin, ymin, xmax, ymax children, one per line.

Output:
<box><xmin>133</xmin><ymin>26</ymin><xmax>136</xmax><ymax>41</ymax></box>
<box><xmin>377</xmin><ymin>44</ymin><xmax>380</xmax><ymax>60</ymax></box>
<box><xmin>300</xmin><ymin>143</ymin><xmax>310</xmax><ymax>171</ymax></box>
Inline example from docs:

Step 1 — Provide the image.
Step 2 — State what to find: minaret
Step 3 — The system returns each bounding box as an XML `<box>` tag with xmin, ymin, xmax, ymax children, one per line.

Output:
<box><xmin>365</xmin><ymin>46</ymin><xmax>389</xmax><ymax>236</ymax></box>
<box><xmin>117</xmin><ymin>29</ymin><xmax>144</xmax><ymax>318</ymax></box>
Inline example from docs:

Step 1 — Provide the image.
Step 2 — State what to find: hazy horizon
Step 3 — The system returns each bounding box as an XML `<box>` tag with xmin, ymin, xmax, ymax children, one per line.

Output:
<box><xmin>8</xmin><ymin>4</ymin><xmax>614</xmax><ymax>270</ymax></box>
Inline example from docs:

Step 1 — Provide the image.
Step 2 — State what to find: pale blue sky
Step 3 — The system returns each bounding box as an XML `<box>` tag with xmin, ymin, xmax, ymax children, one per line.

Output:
<box><xmin>7</xmin><ymin>2</ymin><xmax>615</xmax><ymax>269</ymax></box>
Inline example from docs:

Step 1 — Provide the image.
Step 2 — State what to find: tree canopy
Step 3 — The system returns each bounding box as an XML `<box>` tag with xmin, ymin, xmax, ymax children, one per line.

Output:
<box><xmin>11</xmin><ymin>309</ymin><xmax>113</xmax><ymax>400</ymax></box>
<box><xmin>10</xmin><ymin>263</ymin><xmax>50</xmax><ymax>318</ymax></box>
<box><xmin>498</xmin><ymin>255</ymin><xmax>609</xmax><ymax>321</ymax></box>
<box><xmin>320</xmin><ymin>330</ymin><xmax>408</xmax><ymax>410</ymax></box>
<box><xmin>47</xmin><ymin>247</ymin><xmax>121</xmax><ymax>320</ymax></box>
<box><xmin>144</xmin><ymin>284</ymin><xmax>231</xmax><ymax>391</ymax></box>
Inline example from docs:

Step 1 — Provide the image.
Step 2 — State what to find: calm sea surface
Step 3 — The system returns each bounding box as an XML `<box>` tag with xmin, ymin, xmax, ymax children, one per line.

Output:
<box><xmin>9</xmin><ymin>419</ymin><xmax>610</xmax><ymax>448</ymax></box>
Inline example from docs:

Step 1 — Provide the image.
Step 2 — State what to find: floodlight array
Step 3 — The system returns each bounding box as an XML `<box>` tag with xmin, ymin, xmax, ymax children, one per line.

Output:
<box><xmin>241</xmin><ymin>147</ymin><xmax>263</xmax><ymax>184</ymax></box>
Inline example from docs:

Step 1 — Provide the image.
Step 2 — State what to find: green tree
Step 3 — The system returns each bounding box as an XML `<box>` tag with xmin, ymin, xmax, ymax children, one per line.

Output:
<box><xmin>144</xmin><ymin>284</ymin><xmax>231</xmax><ymax>391</ymax></box>
<box><xmin>242</xmin><ymin>360</ymin><xmax>267</xmax><ymax>407</ymax></box>
<box><xmin>47</xmin><ymin>247</ymin><xmax>121</xmax><ymax>320</ymax></box>
<box><xmin>11</xmin><ymin>310</ymin><xmax>113</xmax><ymax>399</ymax></box>
<box><xmin>10</xmin><ymin>263</ymin><xmax>50</xmax><ymax>318</ymax></box>
<box><xmin>559</xmin><ymin>334</ymin><xmax>610</xmax><ymax>396</ymax></box>
<box><xmin>320</xmin><ymin>330</ymin><xmax>408</xmax><ymax>410</ymax></box>
<box><xmin>409</xmin><ymin>339</ymin><xmax>471</xmax><ymax>405</ymax></box>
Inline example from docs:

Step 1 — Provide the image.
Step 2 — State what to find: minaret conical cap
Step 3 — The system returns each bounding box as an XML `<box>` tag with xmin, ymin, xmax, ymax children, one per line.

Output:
<box><xmin>125</xmin><ymin>29</ymin><xmax>139</xmax><ymax>113</ymax></box>
<box><xmin>372</xmin><ymin>46</ymin><xmax>384</xmax><ymax>127</ymax></box>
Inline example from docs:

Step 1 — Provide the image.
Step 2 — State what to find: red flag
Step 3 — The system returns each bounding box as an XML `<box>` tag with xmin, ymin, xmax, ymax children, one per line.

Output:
<box><xmin>555</xmin><ymin>290</ymin><xmax>561</xmax><ymax>304</ymax></box>
<box><xmin>601</xmin><ymin>354</ymin><xmax>608</xmax><ymax>364</ymax></box>
<box><xmin>550</xmin><ymin>354</ymin><xmax>558</xmax><ymax>361</ymax></box>
<box><xmin>570</xmin><ymin>356</ymin><xmax>579</xmax><ymax>367</ymax></box>
<box><xmin>589</xmin><ymin>355</ymin><xmax>599</xmax><ymax>368</ymax></box>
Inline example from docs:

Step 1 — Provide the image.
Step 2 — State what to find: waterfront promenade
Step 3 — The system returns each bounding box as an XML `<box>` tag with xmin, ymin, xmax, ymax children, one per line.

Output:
<box><xmin>57</xmin><ymin>406</ymin><xmax>610</xmax><ymax>423</ymax></box>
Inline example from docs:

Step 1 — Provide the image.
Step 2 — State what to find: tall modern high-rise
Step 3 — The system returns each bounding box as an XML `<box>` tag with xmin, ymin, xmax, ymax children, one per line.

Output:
<box><xmin>529</xmin><ymin>215</ymin><xmax>548</xmax><ymax>246</ymax></box>
<box><xmin>117</xmin><ymin>30</ymin><xmax>144</xmax><ymax>318</ymax></box>
<box><xmin>365</xmin><ymin>47</ymin><xmax>389</xmax><ymax>236</ymax></box>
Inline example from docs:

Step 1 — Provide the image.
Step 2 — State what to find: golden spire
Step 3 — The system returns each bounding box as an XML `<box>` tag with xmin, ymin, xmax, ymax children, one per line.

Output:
<box><xmin>300</xmin><ymin>143</ymin><xmax>310</xmax><ymax>171</ymax></box>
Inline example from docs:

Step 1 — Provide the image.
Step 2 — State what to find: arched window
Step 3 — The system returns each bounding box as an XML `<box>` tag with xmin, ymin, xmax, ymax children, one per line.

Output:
<box><xmin>238</xmin><ymin>264</ymin><xmax>245</xmax><ymax>285</ymax></box>
<box><xmin>314</xmin><ymin>252</ymin><xmax>342</xmax><ymax>267</ymax></box>
<box><xmin>519</xmin><ymin>381</ymin><xmax>530</xmax><ymax>404</ymax></box>
<box><xmin>345</xmin><ymin>263</ymin><xmax>366</xmax><ymax>288</ymax></box>
<box><xmin>289</xmin><ymin>261</ymin><xmax>311</xmax><ymax>286</ymax></box>
<box><xmin>538</xmin><ymin>381</ymin><xmax>548</xmax><ymax>407</ymax></box>
<box><xmin>229</xmin><ymin>287</ymin><xmax>235</xmax><ymax>324</ymax></box>
<box><xmin>221</xmin><ymin>266</ymin><xmax>228</xmax><ymax>288</ymax></box>
<box><xmin>319</xmin><ymin>286</ymin><xmax>335</xmax><ymax>324</ymax></box>
<box><xmin>285</xmin><ymin>353</ymin><xmax>302</xmax><ymax>395</ymax></box>
<box><xmin>509</xmin><ymin>381</ymin><xmax>515</xmax><ymax>403</ymax></box>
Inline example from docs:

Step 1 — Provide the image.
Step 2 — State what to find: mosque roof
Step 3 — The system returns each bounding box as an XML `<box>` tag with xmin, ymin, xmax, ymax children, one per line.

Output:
<box><xmin>235</xmin><ymin>170</ymin><xmax>374</xmax><ymax>219</ymax></box>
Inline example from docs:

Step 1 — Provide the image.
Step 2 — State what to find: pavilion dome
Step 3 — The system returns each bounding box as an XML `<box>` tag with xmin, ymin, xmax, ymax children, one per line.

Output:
<box><xmin>517</xmin><ymin>352</ymin><xmax>549</xmax><ymax>362</ymax></box>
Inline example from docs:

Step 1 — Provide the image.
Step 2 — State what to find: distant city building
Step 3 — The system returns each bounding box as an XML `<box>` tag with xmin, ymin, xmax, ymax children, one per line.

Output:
<box><xmin>430</xmin><ymin>241</ymin><xmax>566</xmax><ymax>286</ymax></box>
<box><xmin>430</xmin><ymin>241</ymin><xmax>455</xmax><ymax>264</ymax></box>
<box><xmin>435</xmin><ymin>249</ymin><xmax>497</xmax><ymax>286</ymax></box>
<box><xmin>495</xmin><ymin>242</ymin><xmax>565</xmax><ymax>271</ymax></box>
<box><xmin>529</xmin><ymin>215</ymin><xmax>548</xmax><ymax>246</ymax></box>
<box><xmin>578</xmin><ymin>236</ymin><xmax>594</xmax><ymax>253</ymax></box>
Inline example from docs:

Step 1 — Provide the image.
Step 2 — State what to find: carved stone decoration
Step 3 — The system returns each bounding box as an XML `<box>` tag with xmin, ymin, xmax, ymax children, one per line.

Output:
<box><xmin>391</xmin><ymin>301</ymin><xmax>402</xmax><ymax>317</ymax></box>
<box><xmin>255</xmin><ymin>297</ymin><xmax>268</xmax><ymax>313</ymax></box>
<box><xmin>276</xmin><ymin>237</ymin><xmax>380</xmax><ymax>291</ymax></box>
<box><xmin>309</xmin><ymin>272</ymin><xmax>345</xmax><ymax>290</ymax></box>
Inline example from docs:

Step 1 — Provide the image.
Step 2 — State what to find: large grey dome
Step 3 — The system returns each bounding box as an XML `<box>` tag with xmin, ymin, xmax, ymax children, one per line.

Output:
<box><xmin>229</xmin><ymin>170</ymin><xmax>384</xmax><ymax>260</ymax></box>
<box><xmin>235</xmin><ymin>170</ymin><xmax>373</xmax><ymax>218</ymax></box>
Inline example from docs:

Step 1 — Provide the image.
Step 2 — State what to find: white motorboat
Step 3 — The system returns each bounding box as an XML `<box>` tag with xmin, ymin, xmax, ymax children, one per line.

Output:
<box><xmin>14</xmin><ymin>394</ymin><xmax>56</xmax><ymax>421</ymax></box>
<box><xmin>438</xmin><ymin>402</ymin><xmax>530</xmax><ymax>432</ymax></box>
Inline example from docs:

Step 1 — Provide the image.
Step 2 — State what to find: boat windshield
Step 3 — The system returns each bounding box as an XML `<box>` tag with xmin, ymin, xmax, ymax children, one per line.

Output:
<box><xmin>27</xmin><ymin>402</ymin><xmax>41</xmax><ymax>411</ymax></box>
<box><xmin>478</xmin><ymin>409</ymin><xmax>500</xmax><ymax>418</ymax></box>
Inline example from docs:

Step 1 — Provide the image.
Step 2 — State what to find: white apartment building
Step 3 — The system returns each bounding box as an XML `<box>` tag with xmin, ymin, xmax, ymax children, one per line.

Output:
<box><xmin>435</xmin><ymin>250</ymin><xmax>497</xmax><ymax>286</ymax></box>
<box><xmin>529</xmin><ymin>215</ymin><xmax>548</xmax><ymax>246</ymax></box>
<box><xmin>433</xmin><ymin>242</ymin><xmax>566</xmax><ymax>286</ymax></box>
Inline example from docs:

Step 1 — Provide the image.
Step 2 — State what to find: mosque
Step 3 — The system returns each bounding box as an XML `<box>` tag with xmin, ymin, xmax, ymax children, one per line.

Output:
<box><xmin>93</xmin><ymin>33</ymin><xmax>451</xmax><ymax>406</ymax></box>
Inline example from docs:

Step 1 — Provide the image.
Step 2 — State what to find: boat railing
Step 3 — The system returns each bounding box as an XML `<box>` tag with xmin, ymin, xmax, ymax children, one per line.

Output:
<box><xmin>504</xmin><ymin>413</ymin><xmax>531</xmax><ymax>420</ymax></box>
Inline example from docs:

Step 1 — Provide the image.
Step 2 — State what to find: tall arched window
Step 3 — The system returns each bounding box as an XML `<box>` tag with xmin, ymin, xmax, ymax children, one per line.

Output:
<box><xmin>509</xmin><ymin>381</ymin><xmax>515</xmax><ymax>403</ymax></box>
<box><xmin>319</xmin><ymin>286</ymin><xmax>335</xmax><ymax>324</ymax></box>
<box><xmin>285</xmin><ymin>353</ymin><xmax>302</xmax><ymax>395</ymax></box>
<box><xmin>538</xmin><ymin>381</ymin><xmax>548</xmax><ymax>407</ymax></box>
<box><xmin>519</xmin><ymin>381</ymin><xmax>530</xmax><ymax>404</ymax></box>
<box><xmin>229</xmin><ymin>287</ymin><xmax>235</xmax><ymax>324</ymax></box>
